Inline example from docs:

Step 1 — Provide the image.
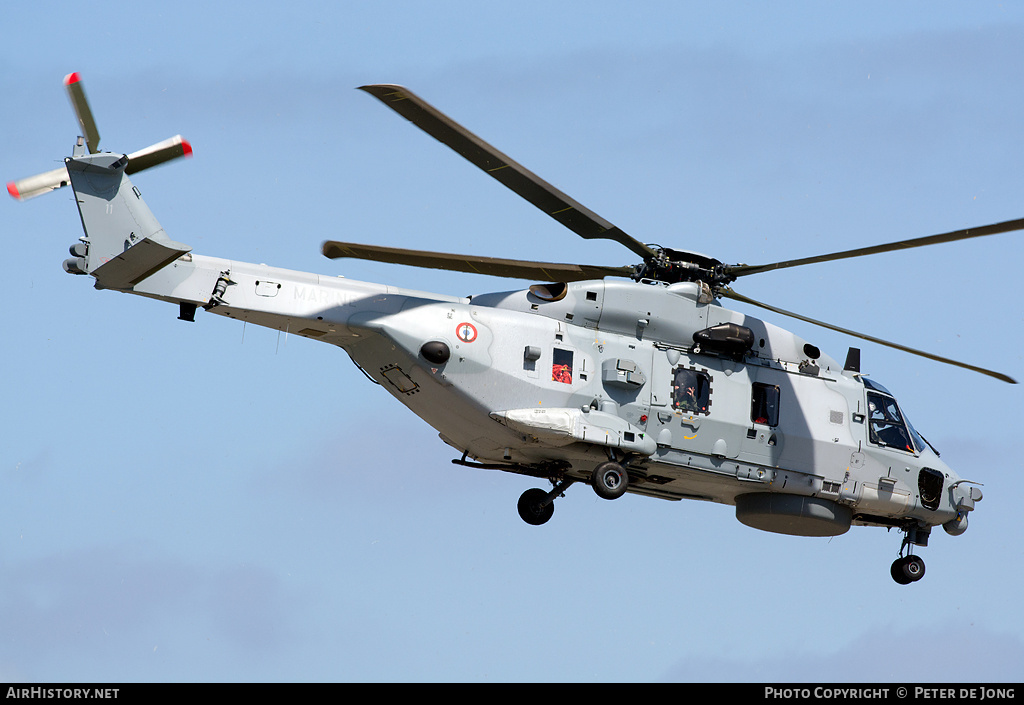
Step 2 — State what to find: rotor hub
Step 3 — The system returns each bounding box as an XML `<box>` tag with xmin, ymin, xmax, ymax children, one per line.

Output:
<box><xmin>635</xmin><ymin>247</ymin><xmax>730</xmax><ymax>287</ymax></box>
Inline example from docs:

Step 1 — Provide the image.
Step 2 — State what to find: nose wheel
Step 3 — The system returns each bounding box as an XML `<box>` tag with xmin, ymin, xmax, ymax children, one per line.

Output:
<box><xmin>890</xmin><ymin>554</ymin><xmax>926</xmax><ymax>584</ymax></box>
<box><xmin>890</xmin><ymin>527</ymin><xmax>928</xmax><ymax>584</ymax></box>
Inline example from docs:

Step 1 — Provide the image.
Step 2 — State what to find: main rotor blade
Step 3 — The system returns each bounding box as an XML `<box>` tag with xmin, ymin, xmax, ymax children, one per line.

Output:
<box><xmin>723</xmin><ymin>217</ymin><xmax>1024</xmax><ymax>279</ymax></box>
<box><xmin>719</xmin><ymin>286</ymin><xmax>1016</xmax><ymax>384</ymax></box>
<box><xmin>358</xmin><ymin>84</ymin><xmax>658</xmax><ymax>262</ymax></box>
<box><xmin>323</xmin><ymin>241</ymin><xmax>636</xmax><ymax>282</ymax></box>
<box><xmin>64</xmin><ymin>72</ymin><xmax>100</xmax><ymax>154</ymax></box>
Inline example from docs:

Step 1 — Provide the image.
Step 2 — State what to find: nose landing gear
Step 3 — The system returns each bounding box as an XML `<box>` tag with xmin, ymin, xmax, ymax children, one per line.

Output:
<box><xmin>890</xmin><ymin>525</ymin><xmax>929</xmax><ymax>584</ymax></box>
<box><xmin>891</xmin><ymin>554</ymin><xmax>926</xmax><ymax>584</ymax></box>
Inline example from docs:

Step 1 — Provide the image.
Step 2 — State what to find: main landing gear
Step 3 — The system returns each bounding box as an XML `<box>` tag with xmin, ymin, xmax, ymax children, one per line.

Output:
<box><xmin>517</xmin><ymin>460</ymin><xmax>631</xmax><ymax>525</ymax></box>
<box><xmin>517</xmin><ymin>480</ymin><xmax>574</xmax><ymax>526</ymax></box>
<box><xmin>890</xmin><ymin>525</ymin><xmax>929</xmax><ymax>584</ymax></box>
<box><xmin>591</xmin><ymin>461</ymin><xmax>629</xmax><ymax>501</ymax></box>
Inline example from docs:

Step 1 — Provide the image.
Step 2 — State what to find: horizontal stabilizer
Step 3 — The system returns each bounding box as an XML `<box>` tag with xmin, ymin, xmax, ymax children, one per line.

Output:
<box><xmin>91</xmin><ymin>235</ymin><xmax>191</xmax><ymax>290</ymax></box>
<box><xmin>7</xmin><ymin>135</ymin><xmax>192</xmax><ymax>201</ymax></box>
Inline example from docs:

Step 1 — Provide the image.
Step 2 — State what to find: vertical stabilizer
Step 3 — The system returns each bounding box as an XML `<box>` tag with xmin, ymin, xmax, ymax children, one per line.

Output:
<box><xmin>65</xmin><ymin>152</ymin><xmax>191</xmax><ymax>289</ymax></box>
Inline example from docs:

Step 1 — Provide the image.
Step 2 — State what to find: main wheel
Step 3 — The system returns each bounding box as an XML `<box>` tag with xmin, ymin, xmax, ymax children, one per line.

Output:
<box><xmin>517</xmin><ymin>488</ymin><xmax>554</xmax><ymax>526</ymax></box>
<box><xmin>591</xmin><ymin>461</ymin><xmax>629</xmax><ymax>500</ymax></box>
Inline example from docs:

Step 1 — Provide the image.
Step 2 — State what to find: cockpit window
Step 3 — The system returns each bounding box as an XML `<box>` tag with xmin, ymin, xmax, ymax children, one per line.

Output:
<box><xmin>906</xmin><ymin>419</ymin><xmax>932</xmax><ymax>455</ymax></box>
<box><xmin>863</xmin><ymin>378</ymin><xmax>893</xmax><ymax>395</ymax></box>
<box><xmin>866</xmin><ymin>391</ymin><xmax>916</xmax><ymax>453</ymax></box>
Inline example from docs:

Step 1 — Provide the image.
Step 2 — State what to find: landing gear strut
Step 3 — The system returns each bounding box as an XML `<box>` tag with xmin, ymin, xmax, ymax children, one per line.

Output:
<box><xmin>515</xmin><ymin>457</ymin><xmax>632</xmax><ymax>525</ymax></box>
<box><xmin>517</xmin><ymin>479</ymin><xmax>574</xmax><ymax>526</ymax></box>
<box><xmin>890</xmin><ymin>525</ymin><xmax>929</xmax><ymax>584</ymax></box>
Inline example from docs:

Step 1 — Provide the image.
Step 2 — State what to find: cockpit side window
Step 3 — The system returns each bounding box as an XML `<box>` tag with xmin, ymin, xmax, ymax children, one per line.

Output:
<box><xmin>866</xmin><ymin>391</ymin><xmax>915</xmax><ymax>453</ymax></box>
<box><xmin>673</xmin><ymin>367</ymin><xmax>712</xmax><ymax>415</ymax></box>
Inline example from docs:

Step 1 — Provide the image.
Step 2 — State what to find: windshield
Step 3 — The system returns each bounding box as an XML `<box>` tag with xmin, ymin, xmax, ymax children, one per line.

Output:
<box><xmin>866</xmin><ymin>390</ymin><xmax>922</xmax><ymax>454</ymax></box>
<box><xmin>906</xmin><ymin>419</ymin><xmax>931</xmax><ymax>455</ymax></box>
<box><xmin>863</xmin><ymin>378</ymin><xmax>893</xmax><ymax>395</ymax></box>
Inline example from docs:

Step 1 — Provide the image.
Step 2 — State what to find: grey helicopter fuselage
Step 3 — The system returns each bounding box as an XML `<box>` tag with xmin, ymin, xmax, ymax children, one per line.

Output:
<box><xmin>16</xmin><ymin>75</ymin><xmax>1007</xmax><ymax>585</ymax></box>
<box><xmin>127</xmin><ymin>238</ymin><xmax>972</xmax><ymax>541</ymax></box>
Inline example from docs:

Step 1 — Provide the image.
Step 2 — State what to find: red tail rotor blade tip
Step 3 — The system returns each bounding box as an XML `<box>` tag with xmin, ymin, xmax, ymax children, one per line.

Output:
<box><xmin>181</xmin><ymin>139</ymin><xmax>193</xmax><ymax>156</ymax></box>
<box><xmin>63</xmin><ymin>72</ymin><xmax>81</xmax><ymax>85</ymax></box>
<box><xmin>7</xmin><ymin>182</ymin><xmax>20</xmax><ymax>199</ymax></box>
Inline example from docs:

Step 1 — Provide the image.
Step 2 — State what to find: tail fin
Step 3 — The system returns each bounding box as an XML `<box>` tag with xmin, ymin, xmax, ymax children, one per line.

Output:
<box><xmin>65</xmin><ymin>152</ymin><xmax>191</xmax><ymax>289</ymax></box>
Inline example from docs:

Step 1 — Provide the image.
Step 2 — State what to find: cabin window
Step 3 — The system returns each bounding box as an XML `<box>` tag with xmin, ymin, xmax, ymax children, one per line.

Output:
<box><xmin>866</xmin><ymin>391</ymin><xmax>914</xmax><ymax>453</ymax></box>
<box><xmin>672</xmin><ymin>367</ymin><xmax>711</xmax><ymax>414</ymax></box>
<box><xmin>552</xmin><ymin>348</ymin><xmax>573</xmax><ymax>384</ymax></box>
<box><xmin>751</xmin><ymin>383</ymin><xmax>780</xmax><ymax>426</ymax></box>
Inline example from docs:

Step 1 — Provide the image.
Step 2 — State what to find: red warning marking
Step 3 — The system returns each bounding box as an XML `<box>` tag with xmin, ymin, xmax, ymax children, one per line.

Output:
<box><xmin>455</xmin><ymin>322</ymin><xmax>478</xmax><ymax>343</ymax></box>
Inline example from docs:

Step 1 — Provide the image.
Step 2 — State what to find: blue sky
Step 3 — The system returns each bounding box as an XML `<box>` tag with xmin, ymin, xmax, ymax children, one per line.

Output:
<box><xmin>3</xmin><ymin>1</ymin><xmax>1023</xmax><ymax>682</ymax></box>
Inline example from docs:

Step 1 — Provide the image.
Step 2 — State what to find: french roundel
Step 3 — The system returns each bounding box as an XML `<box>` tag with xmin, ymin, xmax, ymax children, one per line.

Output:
<box><xmin>455</xmin><ymin>321</ymin><xmax>478</xmax><ymax>343</ymax></box>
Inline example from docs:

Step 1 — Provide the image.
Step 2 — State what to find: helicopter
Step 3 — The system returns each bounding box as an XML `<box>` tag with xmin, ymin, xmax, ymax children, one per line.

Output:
<box><xmin>10</xmin><ymin>74</ymin><xmax>1020</xmax><ymax>585</ymax></box>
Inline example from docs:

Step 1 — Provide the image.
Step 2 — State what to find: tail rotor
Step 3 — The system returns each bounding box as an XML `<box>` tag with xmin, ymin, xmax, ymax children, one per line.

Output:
<box><xmin>7</xmin><ymin>72</ymin><xmax>192</xmax><ymax>201</ymax></box>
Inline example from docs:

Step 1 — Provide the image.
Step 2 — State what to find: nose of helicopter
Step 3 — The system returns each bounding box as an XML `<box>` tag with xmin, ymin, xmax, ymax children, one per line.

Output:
<box><xmin>942</xmin><ymin>465</ymin><xmax>983</xmax><ymax>536</ymax></box>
